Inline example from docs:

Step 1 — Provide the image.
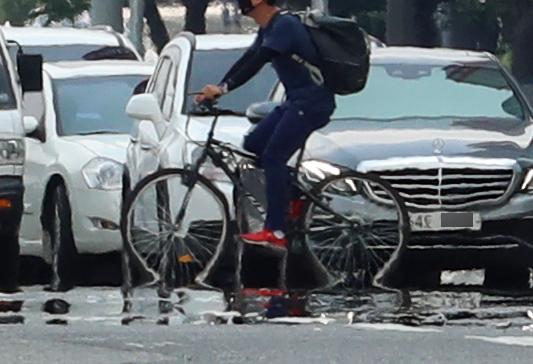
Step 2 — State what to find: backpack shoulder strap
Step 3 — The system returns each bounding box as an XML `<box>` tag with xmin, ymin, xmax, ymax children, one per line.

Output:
<box><xmin>283</xmin><ymin>9</ymin><xmax>325</xmax><ymax>86</ymax></box>
<box><xmin>291</xmin><ymin>54</ymin><xmax>324</xmax><ymax>86</ymax></box>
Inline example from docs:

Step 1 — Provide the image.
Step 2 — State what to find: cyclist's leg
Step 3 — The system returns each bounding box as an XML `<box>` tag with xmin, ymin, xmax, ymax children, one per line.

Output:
<box><xmin>262</xmin><ymin>107</ymin><xmax>330</xmax><ymax>232</ymax></box>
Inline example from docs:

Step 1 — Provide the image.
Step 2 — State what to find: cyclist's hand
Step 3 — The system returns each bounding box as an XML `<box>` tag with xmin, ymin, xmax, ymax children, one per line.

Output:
<box><xmin>195</xmin><ymin>84</ymin><xmax>222</xmax><ymax>103</ymax></box>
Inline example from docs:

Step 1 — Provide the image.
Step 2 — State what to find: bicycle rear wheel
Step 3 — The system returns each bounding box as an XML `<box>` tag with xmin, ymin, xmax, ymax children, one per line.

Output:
<box><xmin>303</xmin><ymin>171</ymin><xmax>409</xmax><ymax>289</ymax></box>
<box><xmin>122</xmin><ymin>169</ymin><xmax>230</xmax><ymax>289</ymax></box>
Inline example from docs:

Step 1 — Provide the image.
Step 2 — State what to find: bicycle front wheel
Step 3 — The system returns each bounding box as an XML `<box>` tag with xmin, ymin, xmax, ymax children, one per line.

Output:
<box><xmin>122</xmin><ymin>169</ymin><xmax>230</xmax><ymax>289</ymax></box>
<box><xmin>303</xmin><ymin>171</ymin><xmax>409</xmax><ymax>290</ymax></box>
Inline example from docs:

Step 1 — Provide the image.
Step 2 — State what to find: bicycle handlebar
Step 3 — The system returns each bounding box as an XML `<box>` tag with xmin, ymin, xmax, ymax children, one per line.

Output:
<box><xmin>188</xmin><ymin>92</ymin><xmax>245</xmax><ymax>117</ymax></box>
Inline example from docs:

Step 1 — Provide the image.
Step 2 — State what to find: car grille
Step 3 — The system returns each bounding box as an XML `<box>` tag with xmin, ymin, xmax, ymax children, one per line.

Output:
<box><xmin>367</xmin><ymin>167</ymin><xmax>515</xmax><ymax>209</ymax></box>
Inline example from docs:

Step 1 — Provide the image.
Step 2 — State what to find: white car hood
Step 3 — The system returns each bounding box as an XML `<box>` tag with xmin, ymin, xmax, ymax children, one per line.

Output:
<box><xmin>62</xmin><ymin>134</ymin><xmax>130</xmax><ymax>162</ymax></box>
<box><xmin>187</xmin><ymin>115</ymin><xmax>251</xmax><ymax>147</ymax></box>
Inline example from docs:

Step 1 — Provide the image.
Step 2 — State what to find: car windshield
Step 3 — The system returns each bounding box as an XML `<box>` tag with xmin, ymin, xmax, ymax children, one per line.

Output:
<box><xmin>54</xmin><ymin>75</ymin><xmax>146</xmax><ymax>136</ymax></box>
<box><xmin>8</xmin><ymin>44</ymin><xmax>127</xmax><ymax>62</ymax></box>
<box><xmin>186</xmin><ymin>49</ymin><xmax>277</xmax><ymax>114</ymax></box>
<box><xmin>334</xmin><ymin>63</ymin><xmax>526</xmax><ymax>121</ymax></box>
<box><xmin>0</xmin><ymin>50</ymin><xmax>15</xmax><ymax>110</ymax></box>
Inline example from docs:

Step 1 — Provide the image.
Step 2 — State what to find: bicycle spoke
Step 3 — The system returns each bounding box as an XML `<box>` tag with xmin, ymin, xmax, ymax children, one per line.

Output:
<box><xmin>185</xmin><ymin>235</ymin><xmax>216</xmax><ymax>262</ymax></box>
<box><xmin>360</xmin><ymin>234</ymin><xmax>387</xmax><ymax>268</ymax></box>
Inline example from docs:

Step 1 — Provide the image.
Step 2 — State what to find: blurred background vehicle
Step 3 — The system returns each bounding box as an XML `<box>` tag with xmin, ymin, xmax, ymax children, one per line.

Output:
<box><xmin>0</xmin><ymin>28</ymin><xmax>42</xmax><ymax>292</ymax></box>
<box><xmin>19</xmin><ymin>60</ymin><xmax>153</xmax><ymax>291</ymax></box>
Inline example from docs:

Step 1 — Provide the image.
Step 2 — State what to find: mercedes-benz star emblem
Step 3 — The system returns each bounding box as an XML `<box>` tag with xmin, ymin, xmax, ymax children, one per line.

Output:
<box><xmin>433</xmin><ymin>138</ymin><xmax>445</xmax><ymax>154</ymax></box>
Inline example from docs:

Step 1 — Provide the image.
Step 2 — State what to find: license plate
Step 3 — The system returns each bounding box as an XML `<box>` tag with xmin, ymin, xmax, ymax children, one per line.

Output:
<box><xmin>409</xmin><ymin>212</ymin><xmax>481</xmax><ymax>232</ymax></box>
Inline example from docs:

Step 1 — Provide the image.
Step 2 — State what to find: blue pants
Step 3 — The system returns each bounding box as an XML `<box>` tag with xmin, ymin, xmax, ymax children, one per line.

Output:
<box><xmin>243</xmin><ymin>102</ymin><xmax>332</xmax><ymax>231</ymax></box>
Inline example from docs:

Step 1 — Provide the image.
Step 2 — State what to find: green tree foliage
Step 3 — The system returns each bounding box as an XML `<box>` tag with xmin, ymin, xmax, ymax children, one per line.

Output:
<box><xmin>0</xmin><ymin>0</ymin><xmax>37</xmax><ymax>26</ymax></box>
<box><xmin>31</xmin><ymin>0</ymin><xmax>91</xmax><ymax>24</ymax></box>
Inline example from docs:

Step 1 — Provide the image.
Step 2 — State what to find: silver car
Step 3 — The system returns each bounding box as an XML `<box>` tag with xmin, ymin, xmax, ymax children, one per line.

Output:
<box><xmin>256</xmin><ymin>47</ymin><xmax>533</xmax><ymax>289</ymax></box>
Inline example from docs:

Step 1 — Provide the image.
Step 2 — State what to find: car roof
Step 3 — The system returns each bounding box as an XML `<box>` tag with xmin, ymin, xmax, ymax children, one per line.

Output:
<box><xmin>1</xmin><ymin>26</ymin><xmax>122</xmax><ymax>46</ymax></box>
<box><xmin>43</xmin><ymin>60</ymin><xmax>154</xmax><ymax>79</ymax></box>
<box><xmin>371</xmin><ymin>47</ymin><xmax>496</xmax><ymax>66</ymax></box>
<box><xmin>189</xmin><ymin>33</ymin><xmax>388</xmax><ymax>51</ymax></box>
<box><xmin>181</xmin><ymin>34</ymin><xmax>494</xmax><ymax>66</ymax></box>
<box><xmin>194</xmin><ymin>34</ymin><xmax>256</xmax><ymax>50</ymax></box>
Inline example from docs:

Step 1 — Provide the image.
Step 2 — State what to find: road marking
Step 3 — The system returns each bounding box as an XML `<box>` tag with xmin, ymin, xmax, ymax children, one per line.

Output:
<box><xmin>126</xmin><ymin>342</ymin><xmax>145</xmax><ymax>348</ymax></box>
<box><xmin>467</xmin><ymin>335</ymin><xmax>533</xmax><ymax>347</ymax></box>
<box><xmin>350</xmin><ymin>323</ymin><xmax>442</xmax><ymax>333</ymax></box>
<box><xmin>268</xmin><ymin>317</ymin><xmax>335</xmax><ymax>325</ymax></box>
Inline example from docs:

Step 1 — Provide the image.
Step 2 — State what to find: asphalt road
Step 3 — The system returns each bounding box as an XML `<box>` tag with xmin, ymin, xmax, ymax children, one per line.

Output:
<box><xmin>1</xmin><ymin>286</ymin><xmax>533</xmax><ymax>363</ymax></box>
<box><xmin>2</xmin><ymin>319</ymin><xmax>533</xmax><ymax>363</ymax></box>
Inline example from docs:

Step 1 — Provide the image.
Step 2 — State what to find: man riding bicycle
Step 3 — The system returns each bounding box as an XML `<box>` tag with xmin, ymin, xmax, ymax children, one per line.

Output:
<box><xmin>196</xmin><ymin>0</ymin><xmax>336</xmax><ymax>249</ymax></box>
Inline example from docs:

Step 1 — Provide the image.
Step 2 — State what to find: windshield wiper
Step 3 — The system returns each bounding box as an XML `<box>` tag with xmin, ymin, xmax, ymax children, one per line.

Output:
<box><xmin>75</xmin><ymin>130</ymin><xmax>125</xmax><ymax>136</ymax></box>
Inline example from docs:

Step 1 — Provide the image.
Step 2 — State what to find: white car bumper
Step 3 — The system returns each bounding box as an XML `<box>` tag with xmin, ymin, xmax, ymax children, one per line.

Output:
<box><xmin>70</xmin><ymin>187</ymin><xmax>122</xmax><ymax>254</ymax></box>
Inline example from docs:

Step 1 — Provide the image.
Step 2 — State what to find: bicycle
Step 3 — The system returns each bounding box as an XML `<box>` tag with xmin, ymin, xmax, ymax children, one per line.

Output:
<box><xmin>120</xmin><ymin>102</ymin><xmax>410</xmax><ymax>311</ymax></box>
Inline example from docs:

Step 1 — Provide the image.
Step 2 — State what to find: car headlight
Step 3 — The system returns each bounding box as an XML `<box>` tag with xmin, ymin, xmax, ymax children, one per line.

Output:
<box><xmin>300</xmin><ymin>160</ymin><xmax>359</xmax><ymax>194</ymax></box>
<box><xmin>0</xmin><ymin>139</ymin><xmax>24</xmax><ymax>165</ymax></box>
<box><xmin>521</xmin><ymin>169</ymin><xmax>533</xmax><ymax>191</ymax></box>
<box><xmin>300</xmin><ymin>160</ymin><xmax>342</xmax><ymax>183</ymax></box>
<box><xmin>82</xmin><ymin>158</ymin><xmax>123</xmax><ymax>190</ymax></box>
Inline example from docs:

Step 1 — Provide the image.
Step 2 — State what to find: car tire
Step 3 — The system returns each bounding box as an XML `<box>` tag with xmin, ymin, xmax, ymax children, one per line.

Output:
<box><xmin>47</xmin><ymin>184</ymin><xmax>79</xmax><ymax>292</ymax></box>
<box><xmin>484</xmin><ymin>267</ymin><xmax>530</xmax><ymax>290</ymax></box>
<box><xmin>0</xmin><ymin>233</ymin><xmax>20</xmax><ymax>293</ymax></box>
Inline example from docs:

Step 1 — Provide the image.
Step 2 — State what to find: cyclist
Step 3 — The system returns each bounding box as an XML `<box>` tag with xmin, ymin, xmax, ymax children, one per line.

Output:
<box><xmin>196</xmin><ymin>0</ymin><xmax>336</xmax><ymax>249</ymax></box>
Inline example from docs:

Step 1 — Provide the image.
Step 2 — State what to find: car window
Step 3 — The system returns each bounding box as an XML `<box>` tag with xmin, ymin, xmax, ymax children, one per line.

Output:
<box><xmin>0</xmin><ymin>50</ymin><xmax>16</xmax><ymax>110</ymax></box>
<box><xmin>334</xmin><ymin>63</ymin><xmax>525</xmax><ymax>121</ymax></box>
<box><xmin>186</xmin><ymin>49</ymin><xmax>277</xmax><ymax>114</ymax></box>
<box><xmin>53</xmin><ymin>75</ymin><xmax>148</xmax><ymax>136</ymax></box>
<box><xmin>271</xmin><ymin>82</ymin><xmax>286</xmax><ymax>102</ymax></box>
<box><xmin>151</xmin><ymin>57</ymin><xmax>172</xmax><ymax>111</ymax></box>
<box><xmin>161</xmin><ymin>50</ymin><xmax>180</xmax><ymax>120</ymax></box>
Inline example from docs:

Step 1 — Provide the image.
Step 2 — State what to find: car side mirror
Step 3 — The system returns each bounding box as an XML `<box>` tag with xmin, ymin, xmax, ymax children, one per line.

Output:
<box><xmin>246</xmin><ymin>102</ymin><xmax>280</xmax><ymax>124</ymax></box>
<box><xmin>23</xmin><ymin>116</ymin><xmax>39</xmax><ymax>135</ymax></box>
<box><xmin>126</xmin><ymin>94</ymin><xmax>163</xmax><ymax>124</ymax></box>
<box><xmin>17</xmin><ymin>54</ymin><xmax>43</xmax><ymax>93</ymax></box>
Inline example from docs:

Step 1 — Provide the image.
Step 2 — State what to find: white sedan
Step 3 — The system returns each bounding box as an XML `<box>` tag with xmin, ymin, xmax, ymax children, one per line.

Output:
<box><xmin>20</xmin><ymin>60</ymin><xmax>153</xmax><ymax>290</ymax></box>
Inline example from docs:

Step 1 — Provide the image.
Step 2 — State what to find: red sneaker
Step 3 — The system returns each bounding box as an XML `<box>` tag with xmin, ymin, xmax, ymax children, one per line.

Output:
<box><xmin>240</xmin><ymin>229</ymin><xmax>288</xmax><ymax>249</ymax></box>
<box><xmin>289</xmin><ymin>199</ymin><xmax>305</xmax><ymax>220</ymax></box>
